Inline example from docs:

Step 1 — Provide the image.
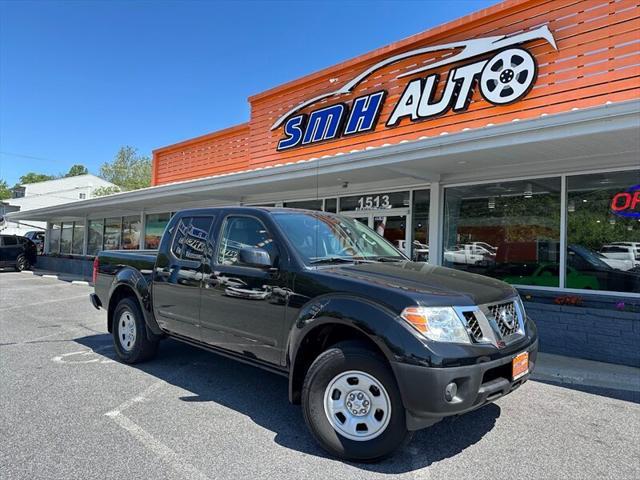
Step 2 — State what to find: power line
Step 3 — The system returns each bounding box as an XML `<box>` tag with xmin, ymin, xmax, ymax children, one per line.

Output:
<box><xmin>0</xmin><ymin>150</ymin><xmax>66</xmax><ymax>163</ymax></box>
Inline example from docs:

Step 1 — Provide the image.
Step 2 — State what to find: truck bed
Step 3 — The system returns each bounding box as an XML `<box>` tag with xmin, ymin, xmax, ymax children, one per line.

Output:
<box><xmin>95</xmin><ymin>250</ymin><xmax>158</xmax><ymax>306</ymax></box>
<box><xmin>98</xmin><ymin>249</ymin><xmax>158</xmax><ymax>272</ymax></box>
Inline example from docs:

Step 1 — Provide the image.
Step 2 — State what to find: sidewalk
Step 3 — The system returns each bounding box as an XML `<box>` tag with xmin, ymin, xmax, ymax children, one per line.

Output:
<box><xmin>533</xmin><ymin>352</ymin><xmax>640</xmax><ymax>393</ymax></box>
<box><xmin>25</xmin><ymin>268</ymin><xmax>92</xmax><ymax>286</ymax></box>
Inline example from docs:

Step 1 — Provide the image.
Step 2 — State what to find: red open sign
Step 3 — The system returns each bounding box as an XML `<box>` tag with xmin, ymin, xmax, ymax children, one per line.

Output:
<box><xmin>611</xmin><ymin>186</ymin><xmax>640</xmax><ymax>218</ymax></box>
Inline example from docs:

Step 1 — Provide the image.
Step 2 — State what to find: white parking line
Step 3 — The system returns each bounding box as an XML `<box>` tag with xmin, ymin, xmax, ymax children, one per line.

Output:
<box><xmin>107</xmin><ymin>412</ymin><xmax>210</xmax><ymax>480</ymax></box>
<box><xmin>105</xmin><ymin>373</ymin><xmax>210</xmax><ymax>480</ymax></box>
<box><xmin>104</xmin><ymin>379</ymin><xmax>169</xmax><ymax>417</ymax></box>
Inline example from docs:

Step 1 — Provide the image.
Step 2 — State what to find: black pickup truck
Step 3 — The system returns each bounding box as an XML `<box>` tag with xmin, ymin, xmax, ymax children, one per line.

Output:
<box><xmin>91</xmin><ymin>207</ymin><xmax>537</xmax><ymax>461</ymax></box>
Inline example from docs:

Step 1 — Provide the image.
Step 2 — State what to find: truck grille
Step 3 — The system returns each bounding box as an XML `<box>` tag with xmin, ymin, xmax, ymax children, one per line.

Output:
<box><xmin>462</xmin><ymin>311</ymin><xmax>484</xmax><ymax>342</ymax></box>
<box><xmin>487</xmin><ymin>301</ymin><xmax>519</xmax><ymax>337</ymax></box>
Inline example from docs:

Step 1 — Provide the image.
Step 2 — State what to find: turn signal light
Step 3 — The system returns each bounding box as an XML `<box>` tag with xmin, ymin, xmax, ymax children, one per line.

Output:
<box><xmin>399</xmin><ymin>306</ymin><xmax>471</xmax><ymax>344</ymax></box>
<box><xmin>400</xmin><ymin>307</ymin><xmax>429</xmax><ymax>333</ymax></box>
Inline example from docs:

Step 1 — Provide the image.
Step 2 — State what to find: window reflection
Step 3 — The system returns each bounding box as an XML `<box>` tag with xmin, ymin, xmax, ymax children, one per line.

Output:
<box><xmin>103</xmin><ymin>217</ymin><xmax>122</xmax><ymax>250</ymax></box>
<box><xmin>145</xmin><ymin>213</ymin><xmax>171</xmax><ymax>249</ymax></box>
<box><xmin>412</xmin><ymin>189</ymin><xmax>430</xmax><ymax>262</ymax></box>
<box><xmin>283</xmin><ymin>199</ymin><xmax>323</xmax><ymax>211</ymax></box>
<box><xmin>567</xmin><ymin>171</ymin><xmax>640</xmax><ymax>293</ymax></box>
<box><xmin>444</xmin><ymin>178</ymin><xmax>561</xmax><ymax>286</ymax></box>
<box><xmin>49</xmin><ymin>223</ymin><xmax>61</xmax><ymax>254</ymax></box>
<box><xmin>60</xmin><ymin>223</ymin><xmax>73</xmax><ymax>255</ymax></box>
<box><xmin>121</xmin><ymin>216</ymin><xmax>141</xmax><ymax>250</ymax></box>
<box><xmin>72</xmin><ymin>222</ymin><xmax>84</xmax><ymax>255</ymax></box>
<box><xmin>87</xmin><ymin>220</ymin><xmax>104</xmax><ymax>255</ymax></box>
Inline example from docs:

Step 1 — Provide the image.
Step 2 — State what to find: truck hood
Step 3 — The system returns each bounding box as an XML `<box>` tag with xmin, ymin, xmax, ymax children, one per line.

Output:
<box><xmin>320</xmin><ymin>261</ymin><xmax>516</xmax><ymax>306</ymax></box>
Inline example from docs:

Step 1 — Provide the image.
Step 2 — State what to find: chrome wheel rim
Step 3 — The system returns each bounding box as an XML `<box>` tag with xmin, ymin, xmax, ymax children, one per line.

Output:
<box><xmin>16</xmin><ymin>257</ymin><xmax>26</xmax><ymax>271</ymax></box>
<box><xmin>117</xmin><ymin>310</ymin><xmax>136</xmax><ymax>352</ymax></box>
<box><xmin>323</xmin><ymin>370</ymin><xmax>391</xmax><ymax>441</ymax></box>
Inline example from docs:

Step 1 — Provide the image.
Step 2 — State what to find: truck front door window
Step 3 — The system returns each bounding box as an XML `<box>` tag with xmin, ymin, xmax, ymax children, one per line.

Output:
<box><xmin>217</xmin><ymin>216</ymin><xmax>274</xmax><ymax>266</ymax></box>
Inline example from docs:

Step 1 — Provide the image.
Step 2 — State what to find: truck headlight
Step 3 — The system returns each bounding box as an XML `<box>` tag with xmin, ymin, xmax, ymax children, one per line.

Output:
<box><xmin>400</xmin><ymin>306</ymin><xmax>470</xmax><ymax>344</ymax></box>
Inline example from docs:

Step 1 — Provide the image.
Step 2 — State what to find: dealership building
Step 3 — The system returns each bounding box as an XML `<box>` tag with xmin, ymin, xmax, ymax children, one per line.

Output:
<box><xmin>9</xmin><ymin>0</ymin><xmax>640</xmax><ymax>366</ymax></box>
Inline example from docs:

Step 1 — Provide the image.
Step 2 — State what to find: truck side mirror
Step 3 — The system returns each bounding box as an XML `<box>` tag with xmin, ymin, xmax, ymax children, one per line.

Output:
<box><xmin>238</xmin><ymin>247</ymin><xmax>272</xmax><ymax>268</ymax></box>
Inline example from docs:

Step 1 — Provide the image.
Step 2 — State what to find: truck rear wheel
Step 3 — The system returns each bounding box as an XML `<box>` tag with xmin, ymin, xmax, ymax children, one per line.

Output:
<box><xmin>301</xmin><ymin>342</ymin><xmax>411</xmax><ymax>461</ymax></box>
<box><xmin>112</xmin><ymin>297</ymin><xmax>158</xmax><ymax>364</ymax></box>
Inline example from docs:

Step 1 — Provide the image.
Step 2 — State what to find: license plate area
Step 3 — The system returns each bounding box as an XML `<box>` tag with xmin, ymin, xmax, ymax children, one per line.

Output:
<box><xmin>512</xmin><ymin>351</ymin><xmax>529</xmax><ymax>380</ymax></box>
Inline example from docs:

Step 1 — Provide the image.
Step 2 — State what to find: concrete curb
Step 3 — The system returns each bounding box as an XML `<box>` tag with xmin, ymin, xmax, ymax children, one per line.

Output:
<box><xmin>532</xmin><ymin>352</ymin><xmax>640</xmax><ymax>392</ymax></box>
<box><xmin>30</xmin><ymin>269</ymin><xmax>92</xmax><ymax>286</ymax></box>
<box><xmin>20</xmin><ymin>270</ymin><xmax>34</xmax><ymax>275</ymax></box>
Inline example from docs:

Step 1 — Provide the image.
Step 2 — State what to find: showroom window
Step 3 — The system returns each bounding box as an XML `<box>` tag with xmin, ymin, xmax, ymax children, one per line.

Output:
<box><xmin>145</xmin><ymin>213</ymin><xmax>171</xmax><ymax>249</ymax></box>
<box><xmin>49</xmin><ymin>223</ymin><xmax>61</xmax><ymax>254</ymax></box>
<box><xmin>60</xmin><ymin>222</ymin><xmax>73</xmax><ymax>255</ymax></box>
<box><xmin>411</xmin><ymin>189</ymin><xmax>430</xmax><ymax>262</ymax></box>
<box><xmin>284</xmin><ymin>199</ymin><xmax>323</xmax><ymax>211</ymax></box>
<box><xmin>566</xmin><ymin>170</ymin><xmax>640</xmax><ymax>294</ymax></box>
<box><xmin>103</xmin><ymin>217</ymin><xmax>122</xmax><ymax>250</ymax></box>
<box><xmin>72</xmin><ymin>221</ymin><xmax>84</xmax><ymax>255</ymax></box>
<box><xmin>87</xmin><ymin>220</ymin><xmax>104</xmax><ymax>255</ymax></box>
<box><xmin>443</xmin><ymin>178</ymin><xmax>561</xmax><ymax>286</ymax></box>
<box><xmin>122</xmin><ymin>215</ymin><xmax>141</xmax><ymax>250</ymax></box>
<box><xmin>324</xmin><ymin>198</ymin><xmax>337</xmax><ymax>213</ymax></box>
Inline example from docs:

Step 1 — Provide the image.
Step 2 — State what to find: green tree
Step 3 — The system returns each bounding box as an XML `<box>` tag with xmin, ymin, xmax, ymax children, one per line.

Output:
<box><xmin>92</xmin><ymin>185</ymin><xmax>122</xmax><ymax>197</ymax></box>
<box><xmin>65</xmin><ymin>164</ymin><xmax>89</xmax><ymax>177</ymax></box>
<box><xmin>0</xmin><ymin>179</ymin><xmax>11</xmax><ymax>200</ymax></box>
<box><xmin>19</xmin><ymin>172</ymin><xmax>56</xmax><ymax>184</ymax></box>
<box><xmin>99</xmin><ymin>146</ymin><xmax>151</xmax><ymax>191</ymax></box>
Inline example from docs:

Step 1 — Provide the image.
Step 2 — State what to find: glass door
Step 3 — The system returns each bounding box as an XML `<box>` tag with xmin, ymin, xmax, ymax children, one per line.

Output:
<box><xmin>373</xmin><ymin>215</ymin><xmax>406</xmax><ymax>253</ymax></box>
<box><xmin>341</xmin><ymin>208</ymin><xmax>410</xmax><ymax>256</ymax></box>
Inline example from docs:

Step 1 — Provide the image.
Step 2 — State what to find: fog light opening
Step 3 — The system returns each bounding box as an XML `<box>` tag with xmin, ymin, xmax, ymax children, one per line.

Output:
<box><xmin>445</xmin><ymin>382</ymin><xmax>458</xmax><ymax>402</ymax></box>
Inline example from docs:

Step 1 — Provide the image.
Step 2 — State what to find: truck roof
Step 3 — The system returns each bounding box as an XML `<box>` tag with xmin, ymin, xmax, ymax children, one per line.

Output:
<box><xmin>174</xmin><ymin>206</ymin><xmax>336</xmax><ymax>215</ymax></box>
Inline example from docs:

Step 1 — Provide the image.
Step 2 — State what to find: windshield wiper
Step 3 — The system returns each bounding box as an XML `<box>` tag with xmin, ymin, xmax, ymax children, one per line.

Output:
<box><xmin>309</xmin><ymin>256</ymin><xmax>358</xmax><ymax>265</ymax></box>
<box><xmin>368</xmin><ymin>256</ymin><xmax>405</xmax><ymax>262</ymax></box>
<box><xmin>309</xmin><ymin>256</ymin><xmax>404</xmax><ymax>265</ymax></box>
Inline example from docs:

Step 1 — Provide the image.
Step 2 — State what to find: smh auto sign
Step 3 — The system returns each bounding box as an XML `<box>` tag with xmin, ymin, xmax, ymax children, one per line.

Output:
<box><xmin>273</xmin><ymin>26</ymin><xmax>557</xmax><ymax>151</ymax></box>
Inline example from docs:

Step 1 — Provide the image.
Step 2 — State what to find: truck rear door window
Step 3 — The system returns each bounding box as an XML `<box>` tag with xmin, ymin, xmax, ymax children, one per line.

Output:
<box><xmin>170</xmin><ymin>216</ymin><xmax>214</xmax><ymax>262</ymax></box>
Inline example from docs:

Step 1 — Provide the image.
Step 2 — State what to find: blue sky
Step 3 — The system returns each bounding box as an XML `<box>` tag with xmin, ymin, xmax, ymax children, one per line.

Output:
<box><xmin>0</xmin><ymin>0</ymin><xmax>495</xmax><ymax>185</ymax></box>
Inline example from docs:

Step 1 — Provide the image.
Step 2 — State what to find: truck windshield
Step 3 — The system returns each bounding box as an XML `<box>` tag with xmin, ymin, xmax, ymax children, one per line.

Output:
<box><xmin>273</xmin><ymin>212</ymin><xmax>406</xmax><ymax>265</ymax></box>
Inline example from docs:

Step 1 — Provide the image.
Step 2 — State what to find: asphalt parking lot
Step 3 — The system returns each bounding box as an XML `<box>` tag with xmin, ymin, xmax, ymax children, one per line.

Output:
<box><xmin>1</xmin><ymin>271</ymin><xmax>639</xmax><ymax>480</ymax></box>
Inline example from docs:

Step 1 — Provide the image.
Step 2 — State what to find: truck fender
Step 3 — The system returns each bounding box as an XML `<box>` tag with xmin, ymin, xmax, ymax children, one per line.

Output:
<box><xmin>108</xmin><ymin>267</ymin><xmax>163</xmax><ymax>338</ymax></box>
<box><xmin>286</xmin><ymin>294</ymin><xmax>425</xmax><ymax>403</ymax></box>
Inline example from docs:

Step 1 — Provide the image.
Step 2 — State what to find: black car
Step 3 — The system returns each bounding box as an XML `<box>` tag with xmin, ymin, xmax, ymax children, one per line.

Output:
<box><xmin>0</xmin><ymin>234</ymin><xmax>37</xmax><ymax>271</ymax></box>
<box><xmin>91</xmin><ymin>207</ymin><xmax>537</xmax><ymax>461</ymax></box>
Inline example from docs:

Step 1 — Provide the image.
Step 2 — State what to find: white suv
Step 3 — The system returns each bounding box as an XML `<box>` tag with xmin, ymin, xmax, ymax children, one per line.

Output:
<box><xmin>609</xmin><ymin>242</ymin><xmax>640</xmax><ymax>260</ymax></box>
<box><xmin>599</xmin><ymin>244</ymin><xmax>639</xmax><ymax>270</ymax></box>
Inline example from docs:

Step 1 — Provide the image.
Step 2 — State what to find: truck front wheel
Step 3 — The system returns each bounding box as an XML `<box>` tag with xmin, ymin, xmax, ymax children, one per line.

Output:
<box><xmin>301</xmin><ymin>342</ymin><xmax>411</xmax><ymax>461</ymax></box>
<box><xmin>112</xmin><ymin>297</ymin><xmax>159</xmax><ymax>364</ymax></box>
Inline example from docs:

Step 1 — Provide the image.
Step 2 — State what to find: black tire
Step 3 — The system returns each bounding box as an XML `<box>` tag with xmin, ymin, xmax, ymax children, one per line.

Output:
<box><xmin>112</xmin><ymin>297</ymin><xmax>159</xmax><ymax>364</ymax></box>
<box><xmin>15</xmin><ymin>254</ymin><xmax>29</xmax><ymax>272</ymax></box>
<box><xmin>302</xmin><ymin>341</ymin><xmax>411</xmax><ymax>461</ymax></box>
